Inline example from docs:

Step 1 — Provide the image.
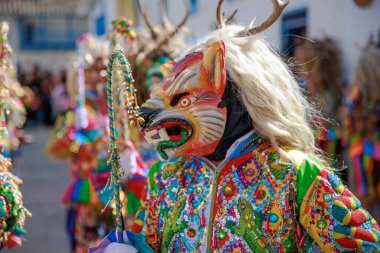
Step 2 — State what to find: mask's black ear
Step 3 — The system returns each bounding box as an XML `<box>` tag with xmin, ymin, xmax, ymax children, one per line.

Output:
<box><xmin>218</xmin><ymin>73</ymin><xmax>240</xmax><ymax>108</ymax></box>
<box><xmin>209</xmin><ymin>76</ymin><xmax>252</xmax><ymax>162</ymax></box>
<box><xmin>201</xmin><ymin>41</ymin><xmax>227</xmax><ymax>97</ymax></box>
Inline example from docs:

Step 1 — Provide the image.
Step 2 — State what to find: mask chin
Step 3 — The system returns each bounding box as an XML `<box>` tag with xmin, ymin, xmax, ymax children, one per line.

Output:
<box><xmin>171</xmin><ymin>132</ymin><xmax>224</xmax><ymax>159</ymax></box>
<box><xmin>148</xmin><ymin>126</ymin><xmax>224</xmax><ymax>160</ymax></box>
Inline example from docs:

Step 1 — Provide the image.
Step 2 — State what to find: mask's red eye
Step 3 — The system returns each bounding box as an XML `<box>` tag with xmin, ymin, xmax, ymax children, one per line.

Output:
<box><xmin>178</xmin><ymin>96</ymin><xmax>196</xmax><ymax>108</ymax></box>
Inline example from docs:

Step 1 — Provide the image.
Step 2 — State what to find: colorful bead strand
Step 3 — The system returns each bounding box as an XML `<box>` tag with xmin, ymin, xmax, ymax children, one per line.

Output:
<box><xmin>105</xmin><ymin>49</ymin><xmax>141</xmax><ymax>242</ymax></box>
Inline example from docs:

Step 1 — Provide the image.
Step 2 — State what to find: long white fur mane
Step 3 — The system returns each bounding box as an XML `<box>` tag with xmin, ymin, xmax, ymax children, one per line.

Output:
<box><xmin>183</xmin><ymin>25</ymin><xmax>322</xmax><ymax>159</ymax></box>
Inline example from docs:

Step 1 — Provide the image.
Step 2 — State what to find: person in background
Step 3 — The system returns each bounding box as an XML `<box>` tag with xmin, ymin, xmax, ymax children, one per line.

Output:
<box><xmin>23</xmin><ymin>65</ymin><xmax>42</xmax><ymax>127</ymax></box>
<box><xmin>294</xmin><ymin>38</ymin><xmax>345</xmax><ymax>177</ymax></box>
<box><xmin>343</xmin><ymin>36</ymin><xmax>380</xmax><ymax>214</ymax></box>
<box><xmin>51</xmin><ymin>70</ymin><xmax>69</xmax><ymax>120</ymax></box>
<box><xmin>40</xmin><ymin>70</ymin><xmax>53</xmax><ymax>126</ymax></box>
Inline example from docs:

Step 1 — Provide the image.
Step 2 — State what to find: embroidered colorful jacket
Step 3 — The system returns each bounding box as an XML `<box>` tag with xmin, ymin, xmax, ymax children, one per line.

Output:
<box><xmin>134</xmin><ymin>131</ymin><xmax>380</xmax><ymax>252</ymax></box>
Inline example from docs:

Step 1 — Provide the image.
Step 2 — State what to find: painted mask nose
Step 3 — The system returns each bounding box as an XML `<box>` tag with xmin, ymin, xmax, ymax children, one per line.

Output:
<box><xmin>138</xmin><ymin>107</ymin><xmax>160</xmax><ymax>129</ymax></box>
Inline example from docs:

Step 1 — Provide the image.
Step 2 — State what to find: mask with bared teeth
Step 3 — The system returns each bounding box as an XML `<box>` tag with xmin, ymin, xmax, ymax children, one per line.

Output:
<box><xmin>138</xmin><ymin>41</ymin><xmax>228</xmax><ymax>160</ymax></box>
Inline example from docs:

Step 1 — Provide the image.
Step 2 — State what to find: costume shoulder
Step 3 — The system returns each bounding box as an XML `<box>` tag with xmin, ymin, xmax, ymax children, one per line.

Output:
<box><xmin>285</xmin><ymin>150</ymin><xmax>325</xmax><ymax>208</ymax></box>
<box><xmin>286</xmin><ymin>150</ymin><xmax>380</xmax><ymax>252</ymax></box>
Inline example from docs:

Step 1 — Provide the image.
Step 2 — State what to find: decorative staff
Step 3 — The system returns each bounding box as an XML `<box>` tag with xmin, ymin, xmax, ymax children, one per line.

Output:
<box><xmin>105</xmin><ymin>49</ymin><xmax>142</xmax><ymax>243</ymax></box>
<box><xmin>110</xmin><ymin>17</ymin><xmax>137</xmax><ymax>143</ymax></box>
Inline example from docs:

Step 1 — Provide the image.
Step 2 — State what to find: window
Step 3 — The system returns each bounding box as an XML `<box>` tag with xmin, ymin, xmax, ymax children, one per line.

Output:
<box><xmin>95</xmin><ymin>15</ymin><xmax>105</xmax><ymax>36</ymax></box>
<box><xmin>190</xmin><ymin>0</ymin><xmax>198</xmax><ymax>15</ymax></box>
<box><xmin>18</xmin><ymin>16</ymin><xmax>88</xmax><ymax>49</ymax></box>
<box><xmin>281</xmin><ymin>8</ymin><xmax>307</xmax><ymax>57</ymax></box>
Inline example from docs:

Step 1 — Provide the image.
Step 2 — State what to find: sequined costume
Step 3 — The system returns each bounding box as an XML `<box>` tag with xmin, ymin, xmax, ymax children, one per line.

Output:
<box><xmin>138</xmin><ymin>132</ymin><xmax>380</xmax><ymax>252</ymax></box>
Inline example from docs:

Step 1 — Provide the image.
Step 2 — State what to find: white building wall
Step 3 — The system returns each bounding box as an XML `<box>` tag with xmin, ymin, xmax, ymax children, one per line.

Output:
<box><xmin>3</xmin><ymin>16</ymin><xmax>76</xmax><ymax>72</ymax></box>
<box><xmin>151</xmin><ymin>0</ymin><xmax>380</xmax><ymax>83</ymax></box>
<box><xmin>3</xmin><ymin>0</ymin><xmax>379</xmax><ymax>78</ymax></box>
<box><xmin>307</xmin><ymin>0</ymin><xmax>380</xmax><ymax>81</ymax></box>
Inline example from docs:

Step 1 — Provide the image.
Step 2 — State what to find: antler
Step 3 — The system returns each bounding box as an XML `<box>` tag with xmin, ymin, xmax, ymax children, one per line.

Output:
<box><xmin>149</xmin><ymin>0</ymin><xmax>189</xmax><ymax>54</ymax></box>
<box><xmin>216</xmin><ymin>0</ymin><xmax>238</xmax><ymax>28</ymax></box>
<box><xmin>225</xmin><ymin>9</ymin><xmax>238</xmax><ymax>24</ymax></box>
<box><xmin>160</xmin><ymin>0</ymin><xmax>173</xmax><ymax>30</ymax></box>
<box><xmin>164</xmin><ymin>0</ymin><xmax>189</xmax><ymax>40</ymax></box>
<box><xmin>136</xmin><ymin>0</ymin><xmax>189</xmax><ymax>60</ymax></box>
<box><xmin>216</xmin><ymin>0</ymin><xmax>224</xmax><ymax>28</ymax></box>
<box><xmin>136</xmin><ymin>0</ymin><xmax>158</xmax><ymax>40</ymax></box>
<box><xmin>237</xmin><ymin>0</ymin><xmax>289</xmax><ymax>37</ymax></box>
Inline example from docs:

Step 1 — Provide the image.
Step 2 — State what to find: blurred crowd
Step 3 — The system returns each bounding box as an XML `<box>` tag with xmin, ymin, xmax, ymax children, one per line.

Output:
<box><xmin>294</xmin><ymin>34</ymin><xmax>380</xmax><ymax>215</ymax></box>
<box><xmin>18</xmin><ymin>64</ymin><xmax>68</xmax><ymax>127</ymax></box>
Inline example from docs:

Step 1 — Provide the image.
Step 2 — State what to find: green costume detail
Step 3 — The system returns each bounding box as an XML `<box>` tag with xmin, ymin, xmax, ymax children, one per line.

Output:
<box><xmin>267</xmin><ymin>153</ymin><xmax>291</xmax><ymax>180</ymax></box>
<box><xmin>270</xmin><ymin>169</ymin><xmax>285</xmax><ymax>180</ymax></box>
<box><xmin>226</xmin><ymin>198</ymin><xmax>272</xmax><ymax>253</ymax></box>
<box><xmin>162</xmin><ymin>196</ymin><xmax>188</xmax><ymax>252</ymax></box>
<box><xmin>157</xmin><ymin>128</ymin><xmax>188</xmax><ymax>159</ymax></box>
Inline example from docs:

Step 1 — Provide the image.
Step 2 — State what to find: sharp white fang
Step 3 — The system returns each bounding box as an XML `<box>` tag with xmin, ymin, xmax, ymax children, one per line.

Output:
<box><xmin>165</xmin><ymin>148</ymin><xmax>175</xmax><ymax>158</ymax></box>
<box><xmin>152</xmin><ymin>139</ymin><xmax>161</xmax><ymax>145</ymax></box>
<box><xmin>159</xmin><ymin>128</ymin><xmax>170</xmax><ymax>141</ymax></box>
